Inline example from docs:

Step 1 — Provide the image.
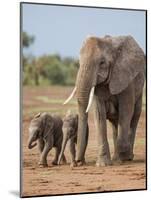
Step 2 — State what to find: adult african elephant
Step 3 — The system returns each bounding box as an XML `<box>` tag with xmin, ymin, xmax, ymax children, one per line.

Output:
<box><xmin>64</xmin><ymin>35</ymin><xmax>145</xmax><ymax>167</ymax></box>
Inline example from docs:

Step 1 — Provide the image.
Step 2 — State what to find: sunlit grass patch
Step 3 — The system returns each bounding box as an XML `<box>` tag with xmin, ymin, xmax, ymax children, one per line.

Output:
<box><xmin>35</xmin><ymin>96</ymin><xmax>76</xmax><ymax>105</ymax></box>
<box><xmin>23</xmin><ymin>107</ymin><xmax>78</xmax><ymax>118</ymax></box>
<box><xmin>135</xmin><ymin>138</ymin><xmax>145</xmax><ymax>145</ymax></box>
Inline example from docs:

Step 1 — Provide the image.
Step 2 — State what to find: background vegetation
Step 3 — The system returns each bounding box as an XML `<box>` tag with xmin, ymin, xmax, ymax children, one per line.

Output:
<box><xmin>22</xmin><ymin>32</ymin><xmax>146</xmax><ymax>87</ymax></box>
<box><xmin>22</xmin><ymin>32</ymin><xmax>79</xmax><ymax>86</ymax></box>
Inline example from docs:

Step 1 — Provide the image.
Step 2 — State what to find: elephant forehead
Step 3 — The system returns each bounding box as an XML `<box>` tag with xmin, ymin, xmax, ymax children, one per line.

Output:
<box><xmin>62</xmin><ymin>126</ymin><xmax>72</xmax><ymax>134</ymax></box>
<box><xmin>29</xmin><ymin>126</ymin><xmax>38</xmax><ymax>133</ymax></box>
<box><xmin>63</xmin><ymin>120</ymin><xmax>72</xmax><ymax>126</ymax></box>
<box><xmin>80</xmin><ymin>37</ymin><xmax>102</xmax><ymax>57</ymax></box>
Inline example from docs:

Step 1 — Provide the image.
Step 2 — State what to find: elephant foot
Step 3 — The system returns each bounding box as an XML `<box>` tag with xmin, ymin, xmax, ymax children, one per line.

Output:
<box><xmin>60</xmin><ymin>156</ymin><xmax>67</xmax><ymax>165</ymax></box>
<box><xmin>96</xmin><ymin>156</ymin><xmax>112</xmax><ymax>167</ymax></box>
<box><xmin>70</xmin><ymin>161</ymin><xmax>77</xmax><ymax>168</ymax></box>
<box><xmin>117</xmin><ymin>140</ymin><xmax>133</xmax><ymax>161</ymax></box>
<box><xmin>128</xmin><ymin>152</ymin><xmax>134</xmax><ymax>161</ymax></box>
<box><xmin>76</xmin><ymin>159</ymin><xmax>86</xmax><ymax>166</ymax></box>
<box><xmin>112</xmin><ymin>153</ymin><xmax>118</xmax><ymax>161</ymax></box>
<box><xmin>38</xmin><ymin>162</ymin><xmax>48</xmax><ymax>168</ymax></box>
<box><xmin>51</xmin><ymin>160</ymin><xmax>58</xmax><ymax>165</ymax></box>
<box><xmin>119</xmin><ymin>151</ymin><xmax>134</xmax><ymax>161</ymax></box>
<box><xmin>60</xmin><ymin>159</ymin><xmax>67</xmax><ymax>165</ymax></box>
<box><xmin>112</xmin><ymin>154</ymin><xmax>122</xmax><ymax>165</ymax></box>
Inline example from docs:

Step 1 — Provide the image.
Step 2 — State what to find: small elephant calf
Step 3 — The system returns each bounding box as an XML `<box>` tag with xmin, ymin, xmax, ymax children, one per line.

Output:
<box><xmin>28</xmin><ymin>112</ymin><xmax>66</xmax><ymax>167</ymax></box>
<box><xmin>58</xmin><ymin>113</ymin><xmax>89</xmax><ymax>167</ymax></box>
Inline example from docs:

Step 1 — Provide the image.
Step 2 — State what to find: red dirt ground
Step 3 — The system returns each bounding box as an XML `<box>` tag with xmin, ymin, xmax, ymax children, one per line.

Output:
<box><xmin>22</xmin><ymin>86</ymin><xmax>146</xmax><ymax>197</ymax></box>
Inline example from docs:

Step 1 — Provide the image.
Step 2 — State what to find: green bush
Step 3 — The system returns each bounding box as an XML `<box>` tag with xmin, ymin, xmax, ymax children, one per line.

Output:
<box><xmin>23</xmin><ymin>54</ymin><xmax>78</xmax><ymax>86</ymax></box>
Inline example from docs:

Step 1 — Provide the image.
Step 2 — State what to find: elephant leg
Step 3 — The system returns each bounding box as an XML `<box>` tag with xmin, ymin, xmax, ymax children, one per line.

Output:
<box><xmin>37</xmin><ymin>138</ymin><xmax>44</xmax><ymax>153</ymax></box>
<box><xmin>94</xmin><ymin>96</ymin><xmax>111</xmax><ymax>166</ymax></box>
<box><xmin>128</xmin><ymin>95</ymin><xmax>142</xmax><ymax>160</ymax></box>
<box><xmin>110</xmin><ymin>121</ymin><xmax>119</xmax><ymax>162</ymax></box>
<box><xmin>61</xmin><ymin>154</ymin><xmax>67</xmax><ymax>164</ymax></box>
<box><xmin>77</xmin><ymin>125</ymin><xmax>89</xmax><ymax>166</ymax></box>
<box><xmin>69</xmin><ymin>138</ymin><xmax>77</xmax><ymax>167</ymax></box>
<box><xmin>117</xmin><ymin>89</ymin><xmax>135</xmax><ymax>161</ymax></box>
<box><xmin>39</xmin><ymin>141</ymin><xmax>53</xmax><ymax>167</ymax></box>
<box><xmin>52</xmin><ymin>146</ymin><xmax>61</xmax><ymax>165</ymax></box>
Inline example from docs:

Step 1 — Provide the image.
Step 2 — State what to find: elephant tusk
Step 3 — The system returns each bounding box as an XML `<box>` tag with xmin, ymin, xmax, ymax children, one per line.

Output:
<box><xmin>63</xmin><ymin>87</ymin><xmax>77</xmax><ymax>105</ymax></box>
<box><xmin>86</xmin><ymin>87</ymin><xmax>95</xmax><ymax>113</ymax></box>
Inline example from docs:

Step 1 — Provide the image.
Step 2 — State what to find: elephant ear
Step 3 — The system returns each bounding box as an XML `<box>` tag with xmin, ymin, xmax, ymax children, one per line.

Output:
<box><xmin>41</xmin><ymin>113</ymin><xmax>54</xmax><ymax>139</ymax></box>
<box><xmin>109</xmin><ymin>36</ymin><xmax>145</xmax><ymax>95</ymax></box>
<box><xmin>74</xmin><ymin>114</ymin><xmax>78</xmax><ymax>132</ymax></box>
<box><xmin>34</xmin><ymin>112</ymin><xmax>41</xmax><ymax>118</ymax></box>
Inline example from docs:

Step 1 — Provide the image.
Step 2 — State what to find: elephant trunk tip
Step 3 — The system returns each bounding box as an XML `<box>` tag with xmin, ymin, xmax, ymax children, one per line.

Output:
<box><xmin>28</xmin><ymin>142</ymin><xmax>37</xmax><ymax>149</ymax></box>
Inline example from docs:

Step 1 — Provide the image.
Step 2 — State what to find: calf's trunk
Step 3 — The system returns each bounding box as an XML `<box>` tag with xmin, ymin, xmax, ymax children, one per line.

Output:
<box><xmin>58</xmin><ymin>137</ymin><xmax>68</xmax><ymax>164</ymax></box>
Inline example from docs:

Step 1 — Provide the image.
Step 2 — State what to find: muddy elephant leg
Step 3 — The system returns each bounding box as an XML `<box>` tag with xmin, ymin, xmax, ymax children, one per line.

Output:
<box><xmin>52</xmin><ymin>146</ymin><xmax>61</xmax><ymax>165</ymax></box>
<box><xmin>94</xmin><ymin>96</ymin><xmax>111</xmax><ymax>166</ymax></box>
<box><xmin>61</xmin><ymin>154</ymin><xmax>67</xmax><ymax>164</ymax></box>
<box><xmin>110</xmin><ymin>121</ymin><xmax>119</xmax><ymax>162</ymax></box>
<box><xmin>53</xmin><ymin>147</ymin><xmax>67</xmax><ymax>165</ymax></box>
<box><xmin>37</xmin><ymin>138</ymin><xmax>44</xmax><ymax>153</ymax></box>
<box><xmin>69</xmin><ymin>138</ymin><xmax>77</xmax><ymax>167</ymax></box>
<box><xmin>117</xmin><ymin>91</ymin><xmax>135</xmax><ymax>161</ymax></box>
<box><xmin>128</xmin><ymin>96</ymin><xmax>142</xmax><ymax>160</ymax></box>
<box><xmin>39</xmin><ymin>141</ymin><xmax>53</xmax><ymax>167</ymax></box>
<box><xmin>117</xmin><ymin>119</ymin><xmax>133</xmax><ymax>161</ymax></box>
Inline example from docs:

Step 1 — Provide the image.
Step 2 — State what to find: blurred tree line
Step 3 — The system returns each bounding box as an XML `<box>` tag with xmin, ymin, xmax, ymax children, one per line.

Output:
<box><xmin>23</xmin><ymin>32</ymin><xmax>146</xmax><ymax>86</ymax></box>
<box><xmin>22</xmin><ymin>32</ymin><xmax>79</xmax><ymax>86</ymax></box>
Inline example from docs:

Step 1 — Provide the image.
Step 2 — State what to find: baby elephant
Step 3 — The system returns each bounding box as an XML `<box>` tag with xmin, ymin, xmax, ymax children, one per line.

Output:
<box><xmin>58</xmin><ymin>113</ymin><xmax>89</xmax><ymax>167</ymax></box>
<box><xmin>28</xmin><ymin>112</ymin><xmax>66</xmax><ymax>167</ymax></box>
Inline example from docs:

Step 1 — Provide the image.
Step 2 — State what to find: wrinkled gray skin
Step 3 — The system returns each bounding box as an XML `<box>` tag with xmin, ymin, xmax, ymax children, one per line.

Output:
<box><xmin>74</xmin><ymin>35</ymin><xmax>145</xmax><ymax>166</ymax></box>
<box><xmin>28</xmin><ymin>112</ymin><xmax>66</xmax><ymax>167</ymax></box>
<box><xmin>58</xmin><ymin>114</ymin><xmax>89</xmax><ymax>167</ymax></box>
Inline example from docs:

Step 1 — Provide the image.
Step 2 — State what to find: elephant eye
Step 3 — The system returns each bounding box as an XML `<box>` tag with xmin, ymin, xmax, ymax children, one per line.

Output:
<box><xmin>36</xmin><ymin>130</ymin><xmax>40</xmax><ymax>135</ymax></box>
<box><xmin>99</xmin><ymin>59</ymin><xmax>105</xmax><ymax>65</ymax></box>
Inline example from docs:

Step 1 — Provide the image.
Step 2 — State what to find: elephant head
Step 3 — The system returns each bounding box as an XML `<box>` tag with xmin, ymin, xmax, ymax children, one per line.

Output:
<box><xmin>28</xmin><ymin>112</ymin><xmax>54</xmax><ymax>149</ymax></box>
<box><xmin>64</xmin><ymin>35</ymin><xmax>145</xmax><ymax>163</ymax></box>
<box><xmin>58</xmin><ymin>113</ymin><xmax>78</xmax><ymax>164</ymax></box>
<box><xmin>28</xmin><ymin>113</ymin><xmax>42</xmax><ymax>149</ymax></box>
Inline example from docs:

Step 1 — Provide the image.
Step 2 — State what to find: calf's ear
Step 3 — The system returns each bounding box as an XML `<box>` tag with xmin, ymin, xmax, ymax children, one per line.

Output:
<box><xmin>42</xmin><ymin>114</ymin><xmax>55</xmax><ymax>139</ymax></box>
<box><xmin>34</xmin><ymin>112</ymin><xmax>41</xmax><ymax>118</ymax></box>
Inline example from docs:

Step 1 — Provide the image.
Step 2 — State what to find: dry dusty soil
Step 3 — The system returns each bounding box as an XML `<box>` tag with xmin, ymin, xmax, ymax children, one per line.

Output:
<box><xmin>22</xmin><ymin>86</ymin><xmax>146</xmax><ymax>197</ymax></box>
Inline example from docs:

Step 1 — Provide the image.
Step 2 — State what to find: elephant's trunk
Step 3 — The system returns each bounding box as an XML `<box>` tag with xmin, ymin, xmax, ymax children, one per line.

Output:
<box><xmin>28</xmin><ymin>138</ymin><xmax>37</xmax><ymax>149</ymax></box>
<box><xmin>58</xmin><ymin>136</ymin><xmax>68</xmax><ymax>165</ymax></box>
<box><xmin>76</xmin><ymin>65</ymin><xmax>95</xmax><ymax>162</ymax></box>
<box><xmin>76</xmin><ymin>106</ymin><xmax>88</xmax><ymax>162</ymax></box>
